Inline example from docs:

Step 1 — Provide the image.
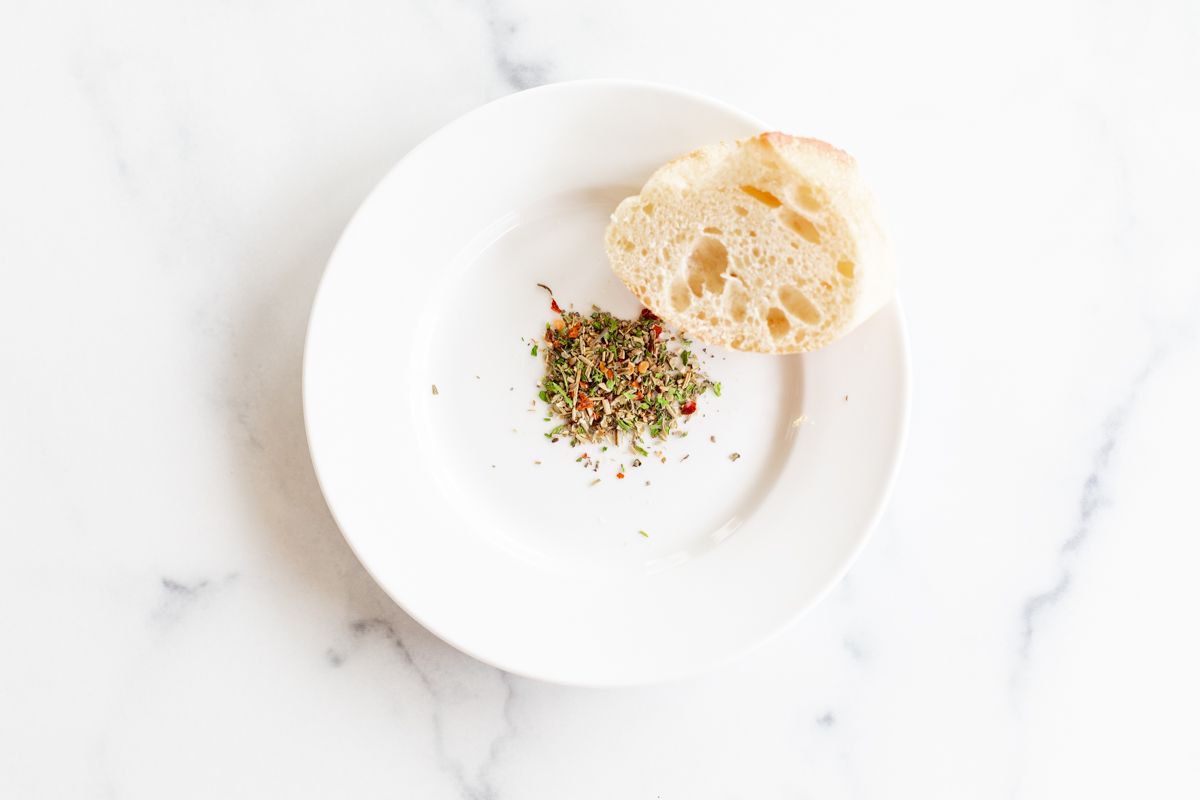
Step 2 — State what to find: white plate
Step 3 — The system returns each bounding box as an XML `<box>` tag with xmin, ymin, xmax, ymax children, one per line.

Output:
<box><xmin>303</xmin><ymin>80</ymin><xmax>909</xmax><ymax>686</ymax></box>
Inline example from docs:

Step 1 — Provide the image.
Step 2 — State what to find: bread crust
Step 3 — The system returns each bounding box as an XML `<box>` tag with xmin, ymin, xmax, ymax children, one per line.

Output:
<box><xmin>605</xmin><ymin>133</ymin><xmax>893</xmax><ymax>354</ymax></box>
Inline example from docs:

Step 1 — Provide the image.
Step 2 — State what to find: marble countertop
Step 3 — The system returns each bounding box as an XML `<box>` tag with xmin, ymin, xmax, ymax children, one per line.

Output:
<box><xmin>3</xmin><ymin>1</ymin><xmax>1199</xmax><ymax>797</ymax></box>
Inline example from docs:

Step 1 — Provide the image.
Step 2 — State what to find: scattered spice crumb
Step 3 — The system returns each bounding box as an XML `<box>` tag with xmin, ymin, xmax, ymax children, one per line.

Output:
<box><xmin>844</xmin><ymin>395</ymin><xmax>849</xmax><ymax>401</ymax></box>
<box><xmin>491</xmin><ymin>464</ymin><xmax>496</xmax><ymax>468</ymax></box>
<box><xmin>644</xmin><ymin>480</ymin><xmax>650</xmax><ymax>486</ymax></box>
<box><xmin>431</xmin><ymin>384</ymin><xmax>439</xmax><ymax>395</ymax></box>
<box><xmin>660</xmin><ymin>457</ymin><xmax>666</xmax><ymax>464</ymax></box>
<box><xmin>729</xmin><ymin>452</ymin><xmax>741</xmax><ymax>462</ymax></box>
<box><xmin>638</xmin><ymin>530</ymin><xmax>649</xmax><ymax>538</ymax></box>
<box><xmin>710</xmin><ymin>435</ymin><xmax>716</xmax><ymax>443</ymax></box>
<box><xmin>533</xmin><ymin>460</ymin><xmax>541</xmax><ymax>465</ymax></box>
<box><xmin>631</xmin><ymin>458</ymin><xmax>642</xmax><ymax>468</ymax></box>
<box><xmin>475</xmin><ymin>375</ymin><xmax>480</xmax><ymax>380</ymax></box>
<box><xmin>680</xmin><ymin>454</ymin><xmax>690</xmax><ymax>462</ymax></box>
<box><xmin>590</xmin><ymin>478</ymin><xmax>601</xmax><ymax>487</ymax></box>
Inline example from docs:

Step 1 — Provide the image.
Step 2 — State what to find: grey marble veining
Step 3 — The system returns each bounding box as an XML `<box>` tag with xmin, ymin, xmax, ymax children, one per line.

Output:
<box><xmin>477</xmin><ymin>0</ymin><xmax>552</xmax><ymax>90</ymax></box>
<box><xmin>1018</xmin><ymin>351</ymin><xmax>1160</xmax><ymax>663</ymax></box>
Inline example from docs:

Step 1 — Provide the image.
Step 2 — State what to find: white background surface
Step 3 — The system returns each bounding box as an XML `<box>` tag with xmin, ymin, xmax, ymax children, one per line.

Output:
<box><xmin>3</xmin><ymin>1</ymin><xmax>1199</xmax><ymax>797</ymax></box>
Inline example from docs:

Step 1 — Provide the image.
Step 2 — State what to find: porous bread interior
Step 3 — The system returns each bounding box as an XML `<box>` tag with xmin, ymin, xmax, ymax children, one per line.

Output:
<box><xmin>605</xmin><ymin>134</ymin><xmax>867</xmax><ymax>354</ymax></box>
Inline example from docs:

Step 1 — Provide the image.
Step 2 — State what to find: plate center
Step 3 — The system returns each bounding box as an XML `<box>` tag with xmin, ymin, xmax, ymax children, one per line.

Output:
<box><xmin>415</xmin><ymin>188</ymin><xmax>803</xmax><ymax>578</ymax></box>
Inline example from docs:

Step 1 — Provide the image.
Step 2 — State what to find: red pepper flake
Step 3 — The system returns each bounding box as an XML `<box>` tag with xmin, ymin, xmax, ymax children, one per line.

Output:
<box><xmin>680</xmin><ymin>400</ymin><xmax>697</xmax><ymax>415</ymax></box>
<box><xmin>616</xmin><ymin>472</ymin><xmax>625</xmax><ymax>479</ymax></box>
<box><xmin>566</xmin><ymin>322</ymin><xmax>582</xmax><ymax>339</ymax></box>
<box><xmin>652</xmin><ymin>325</ymin><xmax>662</xmax><ymax>338</ymax></box>
<box><xmin>550</xmin><ymin>298</ymin><xmax>563</xmax><ymax>314</ymax></box>
<box><xmin>576</xmin><ymin>394</ymin><xmax>594</xmax><ymax>411</ymax></box>
<box><xmin>639</xmin><ymin>308</ymin><xmax>658</xmax><ymax>320</ymax></box>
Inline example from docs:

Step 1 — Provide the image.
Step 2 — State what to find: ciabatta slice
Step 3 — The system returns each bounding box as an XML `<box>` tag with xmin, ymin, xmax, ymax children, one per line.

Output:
<box><xmin>605</xmin><ymin>133</ymin><xmax>894</xmax><ymax>353</ymax></box>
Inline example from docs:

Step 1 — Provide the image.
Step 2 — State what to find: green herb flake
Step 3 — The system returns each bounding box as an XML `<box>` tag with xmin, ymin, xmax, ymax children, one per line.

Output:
<box><xmin>713</xmin><ymin>382</ymin><xmax>722</xmax><ymax>397</ymax></box>
<box><xmin>531</xmin><ymin>344</ymin><xmax>539</xmax><ymax>357</ymax></box>
<box><xmin>638</xmin><ymin>530</ymin><xmax>650</xmax><ymax>538</ymax></box>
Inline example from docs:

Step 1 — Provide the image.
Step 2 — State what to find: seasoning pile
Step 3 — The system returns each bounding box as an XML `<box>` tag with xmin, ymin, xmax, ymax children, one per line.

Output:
<box><xmin>536</xmin><ymin>291</ymin><xmax>718</xmax><ymax>448</ymax></box>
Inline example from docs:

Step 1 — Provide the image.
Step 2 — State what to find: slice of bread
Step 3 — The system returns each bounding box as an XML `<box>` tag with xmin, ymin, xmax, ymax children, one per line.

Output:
<box><xmin>605</xmin><ymin>132</ymin><xmax>894</xmax><ymax>353</ymax></box>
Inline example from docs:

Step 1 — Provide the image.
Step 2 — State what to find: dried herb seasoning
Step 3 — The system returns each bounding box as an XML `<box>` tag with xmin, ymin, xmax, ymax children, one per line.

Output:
<box><xmin>537</xmin><ymin>301</ymin><xmax>716</xmax><ymax>446</ymax></box>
